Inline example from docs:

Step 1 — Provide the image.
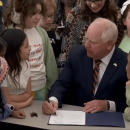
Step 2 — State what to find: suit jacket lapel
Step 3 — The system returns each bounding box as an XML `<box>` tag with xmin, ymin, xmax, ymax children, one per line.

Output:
<box><xmin>94</xmin><ymin>48</ymin><xmax>121</xmax><ymax>98</ymax></box>
<box><xmin>84</xmin><ymin>52</ymin><xmax>93</xmax><ymax>99</ymax></box>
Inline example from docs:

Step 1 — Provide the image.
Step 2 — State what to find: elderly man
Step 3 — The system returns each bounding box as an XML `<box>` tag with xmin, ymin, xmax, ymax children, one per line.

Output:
<box><xmin>42</xmin><ymin>18</ymin><xmax>128</xmax><ymax>114</ymax></box>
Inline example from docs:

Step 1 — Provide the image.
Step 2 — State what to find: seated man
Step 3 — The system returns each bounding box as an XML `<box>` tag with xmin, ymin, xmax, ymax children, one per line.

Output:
<box><xmin>42</xmin><ymin>18</ymin><xmax>128</xmax><ymax>114</ymax></box>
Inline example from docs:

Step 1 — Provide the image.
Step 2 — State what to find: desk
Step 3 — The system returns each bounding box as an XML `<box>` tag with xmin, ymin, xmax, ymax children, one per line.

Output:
<box><xmin>1</xmin><ymin>100</ymin><xmax>130</xmax><ymax>130</ymax></box>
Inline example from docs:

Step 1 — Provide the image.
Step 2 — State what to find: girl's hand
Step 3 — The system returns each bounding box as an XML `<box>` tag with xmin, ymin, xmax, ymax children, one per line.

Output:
<box><xmin>11</xmin><ymin>110</ymin><xmax>26</xmax><ymax>119</ymax></box>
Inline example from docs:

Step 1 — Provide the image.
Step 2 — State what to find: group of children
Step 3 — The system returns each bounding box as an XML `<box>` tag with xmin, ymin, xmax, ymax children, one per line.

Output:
<box><xmin>0</xmin><ymin>0</ymin><xmax>59</xmax><ymax>120</ymax></box>
<box><xmin>0</xmin><ymin>0</ymin><xmax>130</xmax><ymax>121</ymax></box>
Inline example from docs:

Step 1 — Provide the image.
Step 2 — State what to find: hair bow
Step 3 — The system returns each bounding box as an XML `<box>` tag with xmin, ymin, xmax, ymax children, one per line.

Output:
<box><xmin>121</xmin><ymin>0</ymin><xmax>130</xmax><ymax>15</ymax></box>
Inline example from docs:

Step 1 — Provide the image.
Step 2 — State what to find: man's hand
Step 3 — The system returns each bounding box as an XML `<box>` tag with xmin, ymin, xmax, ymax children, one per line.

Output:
<box><xmin>11</xmin><ymin>110</ymin><xmax>26</xmax><ymax>119</ymax></box>
<box><xmin>42</xmin><ymin>100</ymin><xmax>58</xmax><ymax>115</ymax></box>
<box><xmin>83</xmin><ymin>100</ymin><xmax>108</xmax><ymax>113</ymax></box>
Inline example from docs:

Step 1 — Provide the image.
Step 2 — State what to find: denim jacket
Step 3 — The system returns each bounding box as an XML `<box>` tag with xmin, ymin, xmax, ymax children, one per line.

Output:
<box><xmin>0</xmin><ymin>87</ymin><xmax>12</xmax><ymax>120</ymax></box>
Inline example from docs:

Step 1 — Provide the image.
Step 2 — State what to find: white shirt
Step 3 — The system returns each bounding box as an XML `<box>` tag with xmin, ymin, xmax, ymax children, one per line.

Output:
<box><xmin>1</xmin><ymin>61</ymin><xmax>31</xmax><ymax>95</ymax></box>
<box><xmin>50</xmin><ymin>46</ymin><xmax>116</xmax><ymax>111</ymax></box>
<box><xmin>25</xmin><ymin>28</ymin><xmax>46</xmax><ymax>91</ymax></box>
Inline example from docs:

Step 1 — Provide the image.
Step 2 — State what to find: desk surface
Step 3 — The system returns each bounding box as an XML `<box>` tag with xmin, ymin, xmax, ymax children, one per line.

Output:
<box><xmin>1</xmin><ymin>100</ymin><xmax>130</xmax><ymax>130</ymax></box>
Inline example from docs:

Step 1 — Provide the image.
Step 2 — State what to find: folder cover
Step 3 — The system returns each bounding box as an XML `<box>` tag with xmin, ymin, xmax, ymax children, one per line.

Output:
<box><xmin>86</xmin><ymin>112</ymin><xmax>125</xmax><ymax>128</ymax></box>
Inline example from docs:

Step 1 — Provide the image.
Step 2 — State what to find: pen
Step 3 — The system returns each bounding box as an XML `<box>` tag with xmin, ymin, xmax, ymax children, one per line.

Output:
<box><xmin>47</xmin><ymin>99</ymin><xmax>57</xmax><ymax>115</ymax></box>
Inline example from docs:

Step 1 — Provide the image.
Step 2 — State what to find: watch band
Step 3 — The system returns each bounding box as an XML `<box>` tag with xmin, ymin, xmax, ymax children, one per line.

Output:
<box><xmin>106</xmin><ymin>100</ymin><xmax>110</xmax><ymax>110</ymax></box>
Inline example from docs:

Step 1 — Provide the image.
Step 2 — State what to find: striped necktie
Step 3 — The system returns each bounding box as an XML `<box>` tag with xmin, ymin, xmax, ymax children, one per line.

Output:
<box><xmin>93</xmin><ymin>59</ymin><xmax>102</xmax><ymax>94</ymax></box>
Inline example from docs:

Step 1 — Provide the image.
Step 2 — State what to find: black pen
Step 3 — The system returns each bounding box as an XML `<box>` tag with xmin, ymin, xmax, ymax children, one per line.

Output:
<box><xmin>47</xmin><ymin>99</ymin><xmax>57</xmax><ymax>115</ymax></box>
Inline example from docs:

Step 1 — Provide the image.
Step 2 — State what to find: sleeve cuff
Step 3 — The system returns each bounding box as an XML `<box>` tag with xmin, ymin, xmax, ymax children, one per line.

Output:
<box><xmin>49</xmin><ymin>97</ymin><xmax>58</xmax><ymax>104</ymax></box>
<box><xmin>108</xmin><ymin>100</ymin><xmax>116</xmax><ymax>111</ymax></box>
<box><xmin>6</xmin><ymin>104</ymin><xmax>14</xmax><ymax>112</ymax></box>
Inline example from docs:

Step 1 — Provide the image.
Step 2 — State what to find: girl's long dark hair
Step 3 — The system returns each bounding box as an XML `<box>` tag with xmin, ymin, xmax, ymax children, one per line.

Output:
<box><xmin>55</xmin><ymin>0</ymin><xmax>77</xmax><ymax>25</ymax></box>
<box><xmin>0</xmin><ymin>29</ymin><xmax>26</xmax><ymax>88</ymax></box>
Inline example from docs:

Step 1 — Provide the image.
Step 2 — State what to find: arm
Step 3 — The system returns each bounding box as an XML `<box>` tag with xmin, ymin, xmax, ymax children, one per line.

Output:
<box><xmin>126</xmin><ymin>86</ymin><xmax>130</xmax><ymax>106</ymax></box>
<box><xmin>9</xmin><ymin>77</ymin><xmax>31</xmax><ymax>102</ymax></box>
<box><xmin>48</xmin><ymin>48</ymin><xmax>73</xmax><ymax>106</ymax></box>
<box><xmin>38</xmin><ymin>27</ymin><xmax>58</xmax><ymax>92</ymax></box>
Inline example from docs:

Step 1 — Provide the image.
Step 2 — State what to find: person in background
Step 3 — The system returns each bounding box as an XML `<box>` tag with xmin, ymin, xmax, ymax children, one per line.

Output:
<box><xmin>58</xmin><ymin>0</ymin><xmax>124</xmax><ymax>71</ymax></box>
<box><xmin>0</xmin><ymin>0</ymin><xmax>8</xmax><ymax>33</ymax></box>
<box><xmin>119</xmin><ymin>0</ymin><xmax>130</xmax><ymax>53</ymax></box>
<box><xmin>42</xmin><ymin>18</ymin><xmax>127</xmax><ymax>115</ymax></box>
<box><xmin>38</xmin><ymin>0</ymin><xmax>62</xmax><ymax>63</ymax></box>
<box><xmin>3</xmin><ymin>0</ymin><xmax>58</xmax><ymax>100</ymax></box>
<box><xmin>125</xmin><ymin>52</ymin><xmax>130</xmax><ymax>121</ymax></box>
<box><xmin>0</xmin><ymin>56</ymin><xmax>26</xmax><ymax>120</ymax></box>
<box><xmin>55</xmin><ymin>0</ymin><xmax>77</xmax><ymax>26</ymax></box>
<box><xmin>1</xmin><ymin>29</ymin><xmax>33</xmax><ymax>109</ymax></box>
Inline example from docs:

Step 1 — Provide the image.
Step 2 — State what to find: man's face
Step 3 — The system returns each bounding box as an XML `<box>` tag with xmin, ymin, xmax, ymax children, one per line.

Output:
<box><xmin>85</xmin><ymin>22</ymin><xmax>111</xmax><ymax>59</ymax></box>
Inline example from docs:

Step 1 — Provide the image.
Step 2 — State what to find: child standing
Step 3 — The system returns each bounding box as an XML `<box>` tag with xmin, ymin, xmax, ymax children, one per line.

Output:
<box><xmin>119</xmin><ymin>0</ymin><xmax>130</xmax><ymax>53</ymax></box>
<box><xmin>1</xmin><ymin>29</ymin><xmax>33</xmax><ymax>109</ymax></box>
<box><xmin>38</xmin><ymin>0</ymin><xmax>62</xmax><ymax>61</ymax></box>
<box><xmin>0</xmin><ymin>56</ymin><xmax>26</xmax><ymax>120</ymax></box>
<box><xmin>3</xmin><ymin>0</ymin><xmax>58</xmax><ymax>100</ymax></box>
<box><xmin>125</xmin><ymin>52</ymin><xmax>130</xmax><ymax>121</ymax></box>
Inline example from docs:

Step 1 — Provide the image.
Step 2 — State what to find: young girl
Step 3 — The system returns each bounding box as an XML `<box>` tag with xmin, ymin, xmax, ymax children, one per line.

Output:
<box><xmin>3</xmin><ymin>0</ymin><xmax>58</xmax><ymax>100</ymax></box>
<box><xmin>1</xmin><ymin>29</ymin><xmax>33</xmax><ymax>109</ymax></box>
<box><xmin>125</xmin><ymin>52</ymin><xmax>130</xmax><ymax>121</ymax></box>
<box><xmin>38</xmin><ymin>0</ymin><xmax>62</xmax><ymax>62</ymax></box>
<box><xmin>119</xmin><ymin>0</ymin><xmax>130</xmax><ymax>53</ymax></box>
<box><xmin>0</xmin><ymin>56</ymin><xmax>26</xmax><ymax>120</ymax></box>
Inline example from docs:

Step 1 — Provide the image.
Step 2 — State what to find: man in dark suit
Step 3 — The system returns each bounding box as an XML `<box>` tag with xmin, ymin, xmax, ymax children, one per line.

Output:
<box><xmin>42</xmin><ymin>18</ymin><xmax>128</xmax><ymax>114</ymax></box>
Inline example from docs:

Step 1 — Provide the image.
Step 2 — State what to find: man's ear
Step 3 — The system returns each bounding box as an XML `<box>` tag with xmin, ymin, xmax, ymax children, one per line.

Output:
<box><xmin>106</xmin><ymin>40</ymin><xmax>113</xmax><ymax>50</ymax></box>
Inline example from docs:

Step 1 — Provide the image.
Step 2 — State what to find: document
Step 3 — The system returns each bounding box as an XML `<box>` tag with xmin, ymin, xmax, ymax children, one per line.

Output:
<box><xmin>48</xmin><ymin>110</ymin><xmax>85</xmax><ymax>125</ymax></box>
<box><xmin>48</xmin><ymin>110</ymin><xmax>125</xmax><ymax>127</ymax></box>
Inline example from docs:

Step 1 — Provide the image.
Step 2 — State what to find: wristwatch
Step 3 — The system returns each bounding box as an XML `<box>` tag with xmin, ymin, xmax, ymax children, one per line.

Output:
<box><xmin>6</xmin><ymin>104</ymin><xmax>14</xmax><ymax>111</ymax></box>
<box><xmin>106</xmin><ymin>100</ymin><xmax>110</xmax><ymax>110</ymax></box>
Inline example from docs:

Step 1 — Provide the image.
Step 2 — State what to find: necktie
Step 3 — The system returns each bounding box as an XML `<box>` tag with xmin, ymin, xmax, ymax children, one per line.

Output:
<box><xmin>93</xmin><ymin>59</ymin><xmax>102</xmax><ymax>94</ymax></box>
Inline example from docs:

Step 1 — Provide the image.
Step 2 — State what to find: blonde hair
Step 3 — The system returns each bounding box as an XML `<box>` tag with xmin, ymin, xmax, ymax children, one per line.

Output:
<box><xmin>43</xmin><ymin>0</ymin><xmax>57</xmax><ymax>13</ymax></box>
<box><xmin>92</xmin><ymin>18</ymin><xmax>118</xmax><ymax>44</ymax></box>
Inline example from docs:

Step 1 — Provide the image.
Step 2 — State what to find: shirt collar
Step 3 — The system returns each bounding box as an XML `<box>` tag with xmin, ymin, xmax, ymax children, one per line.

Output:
<box><xmin>101</xmin><ymin>46</ymin><xmax>115</xmax><ymax>66</ymax></box>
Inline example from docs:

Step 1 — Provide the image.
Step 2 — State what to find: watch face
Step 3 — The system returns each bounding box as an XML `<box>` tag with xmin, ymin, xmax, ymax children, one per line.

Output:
<box><xmin>10</xmin><ymin>106</ymin><xmax>14</xmax><ymax>111</ymax></box>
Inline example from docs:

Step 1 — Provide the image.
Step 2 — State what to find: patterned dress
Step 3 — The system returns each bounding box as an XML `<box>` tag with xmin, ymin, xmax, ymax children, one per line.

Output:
<box><xmin>57</xmin><ymin>6</ymin><xmax>124</xmax><ymax>70</ymax></box>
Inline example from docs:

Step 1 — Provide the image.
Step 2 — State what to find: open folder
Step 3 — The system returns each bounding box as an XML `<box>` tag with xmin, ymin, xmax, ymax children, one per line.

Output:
<box><xmin>48</xmin><ymin>110</ymin><xmax>125</xmax><ymax>128</ymax></box>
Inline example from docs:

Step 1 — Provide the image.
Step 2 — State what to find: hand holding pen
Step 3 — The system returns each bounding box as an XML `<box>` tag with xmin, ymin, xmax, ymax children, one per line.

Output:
<box><xmin>42</xmin><ymin>99</ymin><xmax>58</xmax><ymax>115</ymax></box>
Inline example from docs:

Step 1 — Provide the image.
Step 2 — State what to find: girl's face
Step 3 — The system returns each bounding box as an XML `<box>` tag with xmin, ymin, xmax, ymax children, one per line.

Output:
<box><xmin>25</xmin><ymin>4</ymin><xmax>42</xmax><ymax>29</ymax></box>
<box><xmin>123</xmin><ymin>10</ymin><xmax>130</xmax><ymax>31</ymax></box>
<box><xmin>20</xmin><ymin>37</ymin><xmax>31</xmax><ymax>61</ymax></box>
<box><xmin>86</xmin><ymin>0</ymin><xmax>106</xmax><ymax>13</ymax></box>
<box><xmin>40</xmin><ymin>5</ymin><xmax>55</xmax><ymax>31</ymax></box>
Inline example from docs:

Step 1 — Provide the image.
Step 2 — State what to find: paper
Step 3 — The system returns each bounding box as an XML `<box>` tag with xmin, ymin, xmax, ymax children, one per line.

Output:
<box><xmin>49</xmin><ymin>110</ymin><xmax>85</xmax><ymax>125</ymax></box>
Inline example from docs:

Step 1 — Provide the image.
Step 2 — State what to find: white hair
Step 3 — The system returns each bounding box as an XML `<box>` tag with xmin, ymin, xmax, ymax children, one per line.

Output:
<box><xmin>92</xmin><ymin>18</ymin><xmax>118</xmax><ymax>44</ymax></box>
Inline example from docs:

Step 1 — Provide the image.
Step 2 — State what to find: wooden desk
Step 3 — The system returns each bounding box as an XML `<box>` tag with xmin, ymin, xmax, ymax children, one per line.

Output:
<box><xmin>1</xmin><ymin>100</ymin><xmax>130</xmax><ymax>130</ymax></box>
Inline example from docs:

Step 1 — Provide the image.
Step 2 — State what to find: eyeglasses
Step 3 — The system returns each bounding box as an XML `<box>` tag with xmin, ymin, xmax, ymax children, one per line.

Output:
<box><xmin>43</xmin><ymin>14</ymin><xmax>55</xmax><ymax>20</ymax></box>
<box><xmin>85</xmin><ymin>0</ymin><xmax>103</xmax><ymax>5</ymax></box>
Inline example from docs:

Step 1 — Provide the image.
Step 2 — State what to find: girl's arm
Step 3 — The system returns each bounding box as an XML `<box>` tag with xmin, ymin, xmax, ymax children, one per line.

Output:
<box><xmin>8</xmin><ymin>77</ymin><xmax>32</xmax><ymax>102</ymax></box>
<box><xmin>10</xmin><ymin>96</ymin><xmax>33</xmax><ymax>109</ymax></box>
<box><xmin>126</xmin><ymin>80</ymin><xmax>130</xmax><ymax>106</ymax></box>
